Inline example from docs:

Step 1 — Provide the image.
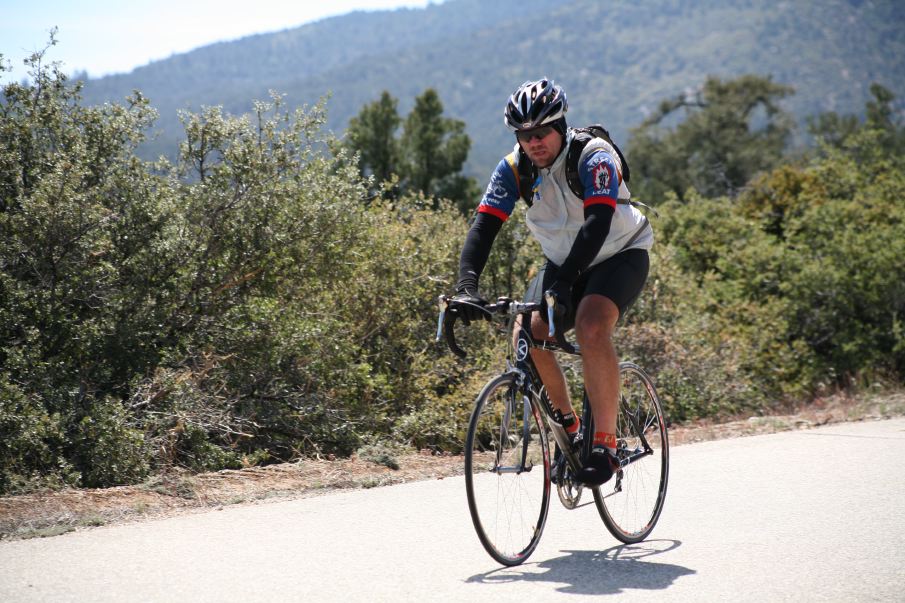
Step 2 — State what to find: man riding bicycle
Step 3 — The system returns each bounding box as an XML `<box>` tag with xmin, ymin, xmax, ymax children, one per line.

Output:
<box><xmin>451</xmin><ymin>78</ymin><xmax>652</xmax><ymax>486</ymax></box>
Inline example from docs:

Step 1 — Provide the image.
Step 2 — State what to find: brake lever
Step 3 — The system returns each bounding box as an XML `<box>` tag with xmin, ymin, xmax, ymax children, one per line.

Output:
<box><xmin>436</xmin><ymin>295</ymin><xmax>448</xmax><ymax>342</ymax></box>
<box><xmin>544</xmin><ymin>291</ymin><xmax>557</xmax><ymax>338</ymax></box>
<box><xmin>436</xmin><ymin>295</ymin><xmax>467</xmax><ymax>358</ymax></box>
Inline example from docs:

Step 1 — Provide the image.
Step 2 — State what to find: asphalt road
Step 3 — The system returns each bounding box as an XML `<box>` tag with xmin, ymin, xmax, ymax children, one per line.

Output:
<box><xmin>2</xmin><ymin>418</ymin><xmax>904</xmax><ymax>602</ymax></box>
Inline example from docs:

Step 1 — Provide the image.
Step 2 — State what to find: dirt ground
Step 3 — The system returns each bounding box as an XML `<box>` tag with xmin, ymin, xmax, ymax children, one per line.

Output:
<box><xmin>1</xmin><ymin>391</ymin><xmax>902</xmax><ymax>540</ymax></box>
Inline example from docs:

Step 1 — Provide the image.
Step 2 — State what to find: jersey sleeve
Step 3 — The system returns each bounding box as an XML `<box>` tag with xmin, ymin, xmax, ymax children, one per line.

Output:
<box><xmin>476</xmin><ymin>154</ymin><xmax>520</xmax><ymax>221</ymax></box>
<box><xmin>578</xmin><ymin>149</ymin><xmax>621</xmax><ymax>209</ymax></box>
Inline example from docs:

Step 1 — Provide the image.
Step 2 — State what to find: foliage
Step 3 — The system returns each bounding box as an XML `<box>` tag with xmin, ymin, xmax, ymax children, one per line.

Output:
<box><xmin>344</xmin><ymin>88</ymin><xmax>480</xmax><ymax>212</ymax></box>
<box><xmin>399</xmin><ymin>89</ymin><xmax>478</xmax><ymax>210</ymax></box>
<box><xmin>746</xmin><ymin>81</ymin><xmax>905</xmax><ymax>381</ymax></box>
<box><xmin>2</xmin><ymin>41</ymin><xmax>903</xmax><ymax>494</ymax></box>
<box><xmin>1</xmin><ymin>38</ymin><xmax>170</xmax><ymax>490</ymax></box>
<box><xmin>622</xmin><ymin>88</ymin><xmax>905</xmax><ymax>420</ymax></box>
<box><xmin>628</xmin><ymin>74</ymin><xmax>795</xmax><ymax>202</ymax></box>
<box><xmin>808</xmin><ymin>83</ymin><xmax>905</xmax><ymax>161</ymax></box>
<box><xmin>0</xmin><ymin>377</ymin><xmax>78</xmax><ymax>493</ymax></box>
<box><xmin>0</xmin><ymin>43</ymin><xmax>482</xmax><ymax>492</ymax></box>
<box><xmin>344</xmin><ymin>91</ymin><xmax>400</xmax><ymax>184</ymax></box>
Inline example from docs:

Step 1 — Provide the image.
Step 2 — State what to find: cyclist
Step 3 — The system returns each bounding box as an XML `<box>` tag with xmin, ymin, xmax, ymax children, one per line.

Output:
<box><xmin>451</xmin><ymin>78</ymin><xmax>652</xmax><ymax>486</ymax></box>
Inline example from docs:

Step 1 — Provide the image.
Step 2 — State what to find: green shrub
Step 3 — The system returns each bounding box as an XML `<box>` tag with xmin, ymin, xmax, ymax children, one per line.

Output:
<box><xmin>71</xmin><ymin>397</ymin><xmax>151</xmax><ymax>488</ymax></box>
<box><xmin>0</xmin><ymin>377</ymin><xmax>79</xmax><ymax>493</ymax></box>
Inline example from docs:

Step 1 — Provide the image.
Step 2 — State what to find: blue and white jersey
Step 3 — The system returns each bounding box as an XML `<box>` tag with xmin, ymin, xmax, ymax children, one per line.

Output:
<box><xmin>477</xmin><ymin>129</ymin><xmax>653</xmax><ymax>267</ymax></box>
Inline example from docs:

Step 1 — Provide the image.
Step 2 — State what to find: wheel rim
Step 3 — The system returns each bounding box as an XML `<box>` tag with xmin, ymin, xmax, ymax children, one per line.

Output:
<box><xmin>595</xmin><ymin>364</ymin><xmax>669</xmax><ymax>543</ymax></box>
<box><xmin>465</xmin><ymin>376</ymin><xmax>550</xmax><ymax>565</ymax></box>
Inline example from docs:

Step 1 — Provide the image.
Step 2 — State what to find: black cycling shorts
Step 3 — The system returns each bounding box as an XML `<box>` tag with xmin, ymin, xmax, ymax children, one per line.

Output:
<box><xmin>524</xmin><ymin>248</ymin><xmax>650</xmax><ymax>330</ymax></box>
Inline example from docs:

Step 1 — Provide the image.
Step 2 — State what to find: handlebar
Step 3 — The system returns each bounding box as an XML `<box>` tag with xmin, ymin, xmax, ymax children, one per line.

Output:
<box><xmin>436</xmin><ymin>293</ymin><xmax>576</xmax><ymax>359</ymax></box>
<box><xmin>436</xmin><ymin>295</ymin><xmax>468</xmax><ymax>358</ymax></box>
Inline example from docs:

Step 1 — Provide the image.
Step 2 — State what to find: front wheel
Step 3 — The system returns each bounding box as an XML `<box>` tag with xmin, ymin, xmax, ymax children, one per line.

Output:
<box><xmin>593</xmin><ymin>362</ymin><xmax>669</xmax><ymax>543</ymax></box>
<box><xmin>464</xmin><ymin>373</ymin><xmax>551</xmax><ymax>566</ymax></box>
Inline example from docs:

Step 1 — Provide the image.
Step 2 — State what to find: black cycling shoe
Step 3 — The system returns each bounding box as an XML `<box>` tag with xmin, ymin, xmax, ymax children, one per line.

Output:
<box><xmin>577</xmin><ymin>446</ymin><xmax>618</xmax><ymax>486</ymax></box>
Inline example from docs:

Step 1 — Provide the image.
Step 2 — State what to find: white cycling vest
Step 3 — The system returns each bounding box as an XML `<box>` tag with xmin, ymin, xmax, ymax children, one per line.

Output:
<box><xmin>520</xmin><ymin>131</ymin><xmax>654</xmax><ymax>267</ymax></box>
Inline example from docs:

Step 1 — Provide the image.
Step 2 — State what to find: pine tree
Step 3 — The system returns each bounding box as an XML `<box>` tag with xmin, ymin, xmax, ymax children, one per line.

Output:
<box><xmin>345</xmin><ymin>91</ymin><xmax>401</xmax><ymax>184</ymax></box>
<box><xmin>345</xmin><ymin>88</ymin><xmax>478</xmax><ymax>210</ymax></box>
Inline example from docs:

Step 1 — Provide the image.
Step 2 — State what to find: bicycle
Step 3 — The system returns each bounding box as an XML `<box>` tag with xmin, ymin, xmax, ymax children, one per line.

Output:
<box><xmin>437</xmin><ymin>292</ymin><xmax>669</xmax><ymax>566</ymax></box>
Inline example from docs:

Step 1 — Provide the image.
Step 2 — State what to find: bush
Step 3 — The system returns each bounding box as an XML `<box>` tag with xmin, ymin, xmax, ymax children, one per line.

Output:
<box><xmin>0</xmin><ymin>377</ymin><xmax>78</xmax><ymax>493</ymax></box>
<box><xmin>780</xmin><ymin>135</ymin><xmax>905</xmax><ymax>381</ymax></box>
<box><xmin>617</xmin><ymin>244</ymin><xmax>780</xmax><ymax>422</ymax></box>
<box><xmin>71</xmin><ymin>397</ymin><xmax>151</xmax><ymax>487</ymax></box>
<box><xmin>632</xmin><ymin>119</ymin><xmax>905</xmax><ymax>419</ymax></box>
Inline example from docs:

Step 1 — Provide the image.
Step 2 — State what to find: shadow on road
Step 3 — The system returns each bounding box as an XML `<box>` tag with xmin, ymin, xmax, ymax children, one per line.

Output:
<box><xmin>467</xmin><ymin>540</ymin><xmax>694</xmax><ymax>596</ymax></box>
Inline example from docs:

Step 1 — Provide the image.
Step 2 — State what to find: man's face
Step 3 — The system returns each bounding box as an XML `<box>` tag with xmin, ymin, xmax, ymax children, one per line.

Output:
<box><xmin>517</xmin><ymin>125</ymin><xmax>563</xmax><ymax>168</ymax></box>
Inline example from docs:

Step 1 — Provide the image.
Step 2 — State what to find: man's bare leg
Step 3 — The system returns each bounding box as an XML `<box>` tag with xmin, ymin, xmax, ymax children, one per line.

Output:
<box><xmin>574</xmin><ymin>294</ymin><xmax>620</xmax><ymax>438</ymax></box>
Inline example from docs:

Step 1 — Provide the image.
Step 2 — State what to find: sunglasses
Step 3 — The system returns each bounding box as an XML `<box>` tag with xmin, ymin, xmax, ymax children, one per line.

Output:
<box><xmin>516</xmin><ymin>125</ymin><xmax>556</xmax><ymax>143</ymax></box>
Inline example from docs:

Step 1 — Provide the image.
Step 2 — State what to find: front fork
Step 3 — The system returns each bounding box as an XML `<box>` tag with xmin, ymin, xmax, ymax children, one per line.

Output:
<box><xmin>495</xmin><ymin>374</ymin><xmax>543</xmax><ymax>475</ymax></box>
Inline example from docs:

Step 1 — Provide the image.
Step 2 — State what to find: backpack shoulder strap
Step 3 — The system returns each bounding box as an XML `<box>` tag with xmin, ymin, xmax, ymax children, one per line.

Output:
<box><xmin>565</xmin><ymin>128</ymin><xmax>594</xmax><ymax>200</ymax></box>
<box><xmin>510</xmin><ymin>147</ymin><xmax>537</xmax><ymax>207</ymax></box>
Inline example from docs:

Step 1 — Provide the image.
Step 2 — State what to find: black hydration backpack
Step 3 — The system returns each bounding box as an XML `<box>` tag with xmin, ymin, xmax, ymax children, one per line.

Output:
<box><xmin>514</xmin><ymin>124</ymin><xmax>631</xmax><ymax>206</ymax></box>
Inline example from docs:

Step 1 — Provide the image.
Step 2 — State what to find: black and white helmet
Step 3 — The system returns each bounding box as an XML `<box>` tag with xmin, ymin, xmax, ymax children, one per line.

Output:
<box><xmin>504</xmin><ymin>78</ymin><xmax>568</xmax><ymax>131</ymax></box>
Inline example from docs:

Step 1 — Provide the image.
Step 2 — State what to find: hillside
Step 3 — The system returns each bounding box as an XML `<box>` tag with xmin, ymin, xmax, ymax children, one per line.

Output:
<box><xmin>79</xmin><ymin>0</ymin><xmax>905</xmax><ymax>178</ymax></box>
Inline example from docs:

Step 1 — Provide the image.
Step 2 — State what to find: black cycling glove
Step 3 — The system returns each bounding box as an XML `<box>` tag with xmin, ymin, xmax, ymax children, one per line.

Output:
<box><xmin>452</xmin><ymin>281</ymin><xmax>489</xmax><ymax>325</ymax></box>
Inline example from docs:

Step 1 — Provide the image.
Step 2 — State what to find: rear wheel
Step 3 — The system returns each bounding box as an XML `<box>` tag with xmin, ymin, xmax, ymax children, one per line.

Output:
<box><xmin>464</xmin><ymin>373</ymin><xmax>551</xmax><ymax>566</ymax></box>
<box><xmin>593</xmin><ymin>362</ymin><xmax>669</xmax><ymax>543</ymax></box>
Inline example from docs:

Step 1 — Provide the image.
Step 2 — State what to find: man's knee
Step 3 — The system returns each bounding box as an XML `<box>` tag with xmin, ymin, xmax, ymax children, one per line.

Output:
<box><xmin>575</xmin><ymin>296</ymin><xmax>618</xmax><ymax>345</ymax></box>
<box><xmin>575</xmin><ymin>318</ymin><xmax>613</xmax><ymax>346</ymax></box>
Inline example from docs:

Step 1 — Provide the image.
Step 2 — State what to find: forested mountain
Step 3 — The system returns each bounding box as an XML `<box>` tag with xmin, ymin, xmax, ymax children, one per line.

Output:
<box><xmin>80</xmin><ymin>0</ymin><xmax>904</xmax><ymax>177</ymax></box>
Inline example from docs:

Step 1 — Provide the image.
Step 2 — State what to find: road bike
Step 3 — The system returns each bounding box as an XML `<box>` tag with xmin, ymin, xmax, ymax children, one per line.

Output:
<box><xmin>437</xmin><ymin>293</ymin><xmax>669</xmax><ymax>566</ymax></box>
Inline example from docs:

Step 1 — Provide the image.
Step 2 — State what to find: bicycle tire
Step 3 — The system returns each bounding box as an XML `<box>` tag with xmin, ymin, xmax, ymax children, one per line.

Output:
<box><xmin>593</xmin><ymin>362</ymin><xmax>669</xmax><ymax>543</ymax></box>
<box><xmin>464</xmin><ymin>373</ymin><xmax>551</xmax><ymax>566</ymax></box>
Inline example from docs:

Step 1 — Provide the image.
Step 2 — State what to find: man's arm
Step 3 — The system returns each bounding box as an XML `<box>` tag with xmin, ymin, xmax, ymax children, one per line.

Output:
<box><xmin>555</xmin><ymin>149</ymin><xmax>620</xmax><ymax>283</ymax></box>
<box><xmin>456</xmin><ymin>212</ymin><xmax>504</xmax><ymax>294</ymax></box>
<box><xmin>555</xmin><ymin>204</ymin><xmax>614</xmax><ymax>284</ymax></box>
<box><xmin>455</xmin><ymin>154</ymin><xmax>519</xmax><ymax>294</ymax></box>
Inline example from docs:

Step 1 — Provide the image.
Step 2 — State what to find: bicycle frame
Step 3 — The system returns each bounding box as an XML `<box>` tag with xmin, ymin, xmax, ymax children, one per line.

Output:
<box><xmin>438</xmin><ymin>294</ymin><xmax>653</xmax><ymax>480</ymax></box>
<box><xmin>463</xmin><ymin>297</ymin><xmax>585</xmax><ymax>479</ymax></box>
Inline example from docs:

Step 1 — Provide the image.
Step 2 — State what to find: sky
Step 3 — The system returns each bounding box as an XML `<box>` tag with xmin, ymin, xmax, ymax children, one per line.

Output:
<box><xmin>1</xmin><ymin>0</ymin><xmax>440</xmax><ymax>84</ymax></box>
